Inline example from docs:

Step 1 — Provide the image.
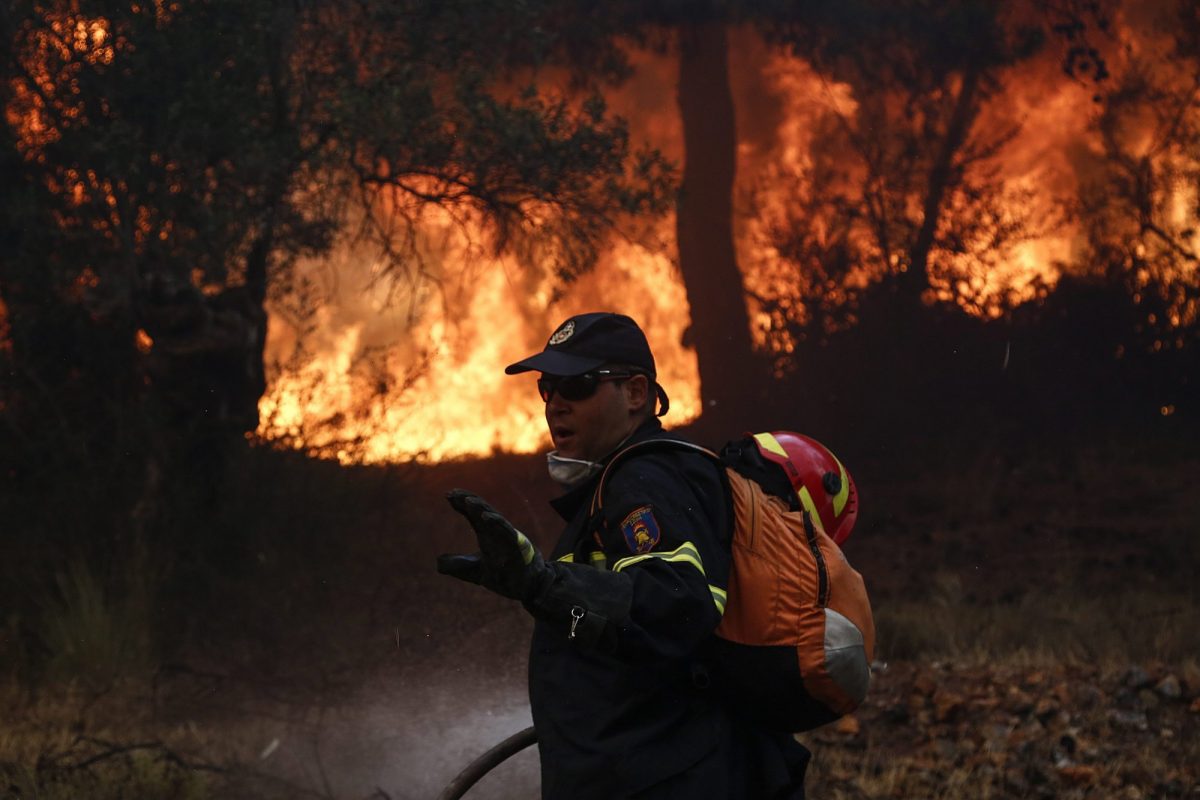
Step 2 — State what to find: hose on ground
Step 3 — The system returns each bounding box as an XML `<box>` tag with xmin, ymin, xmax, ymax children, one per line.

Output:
<box><xmin>435</xmin><ymin>725</ymin><xmax>538</xmax><ymax>800</ymax></box>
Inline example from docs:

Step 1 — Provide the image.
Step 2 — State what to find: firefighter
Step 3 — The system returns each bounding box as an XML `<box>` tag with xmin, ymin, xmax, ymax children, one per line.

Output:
<box><xmin>438</xmin><ymin>312</ymin><xmax>811</xmax><ymax>799</ymax></box>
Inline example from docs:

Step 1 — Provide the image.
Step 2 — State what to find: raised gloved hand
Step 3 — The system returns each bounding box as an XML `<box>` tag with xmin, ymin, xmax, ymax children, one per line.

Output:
<box><xmin>438</xmin><ymin>489</ymin><xmax>550</xmax><ymax>601</ymax></box>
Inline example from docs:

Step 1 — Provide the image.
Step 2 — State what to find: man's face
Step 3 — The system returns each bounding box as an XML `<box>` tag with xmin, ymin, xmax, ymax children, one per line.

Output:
<box><xmin>542</xmin><ymin>372</ymin><xmax>645</xmax><ymax>462</ymax></box>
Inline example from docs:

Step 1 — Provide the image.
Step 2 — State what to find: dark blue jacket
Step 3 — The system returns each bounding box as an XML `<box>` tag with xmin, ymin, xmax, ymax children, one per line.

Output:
<box><xmin>525</xmin><ymin>420</ymin><xmax>810</xmax><ymax>799</ymax></box>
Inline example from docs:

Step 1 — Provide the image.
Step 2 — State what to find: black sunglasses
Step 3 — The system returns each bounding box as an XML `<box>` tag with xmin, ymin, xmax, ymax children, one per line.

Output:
<box><xmin>537</xmin><ymin>369</ymin><xmax>637</xmax><ymax>402</ymax></box>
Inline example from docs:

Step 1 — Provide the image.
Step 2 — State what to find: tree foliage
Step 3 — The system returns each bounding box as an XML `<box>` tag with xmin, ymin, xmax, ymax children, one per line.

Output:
<box><xmin>0</xmin><ymin>0</ymin><xmax>673</xmax><ymax>611</ymax></box>
<box><xmin>744</xmin><ymin>2</ymin><xmax>1055</xmax><ymax>352</ymax></box>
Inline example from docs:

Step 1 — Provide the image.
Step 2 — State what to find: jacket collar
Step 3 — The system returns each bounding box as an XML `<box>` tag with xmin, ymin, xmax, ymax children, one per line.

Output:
<box><xmin>548</xmin><ymin>418</ymin><xmax>665</xmax><ymax>521</ymax></box>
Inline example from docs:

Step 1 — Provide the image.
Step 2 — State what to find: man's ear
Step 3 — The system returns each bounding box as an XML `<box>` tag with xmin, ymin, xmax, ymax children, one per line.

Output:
<box><xmin>624</xmin><ymin>373</ymin><xmax>650</xmax><ymax>415</ymax></box>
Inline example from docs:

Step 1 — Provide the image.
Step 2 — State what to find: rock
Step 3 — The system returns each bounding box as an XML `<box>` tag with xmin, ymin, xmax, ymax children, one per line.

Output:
<box><xmin>1138</xmin><ymin>688</ymin><xmax>1161</xmax><ymax>709</ymax></box>
<box><xmin>1155</xmin><ymin>674</ymin><xmax>1182</xmax><ymax>700</ymax></box>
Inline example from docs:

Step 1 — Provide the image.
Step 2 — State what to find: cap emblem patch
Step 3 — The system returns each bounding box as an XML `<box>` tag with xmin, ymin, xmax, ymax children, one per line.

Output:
<box><xmin>548</xmin><ymin>320</ymin><xmax>575</xmax><ymax>346</ymax></box>
<box><xmin>620</xmin><ymin>505</ymin><xmax>660</xmax><ymax>554</ymax></box>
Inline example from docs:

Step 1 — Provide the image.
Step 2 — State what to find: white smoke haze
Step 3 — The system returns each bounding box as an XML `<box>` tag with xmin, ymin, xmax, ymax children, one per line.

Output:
<box><xmin>265</xmin><ymin>676</ymin><xmax>537</xmax><ymax>800</ymax></box>
<box><xmin>203</xmin><ymin>602</ymin><xmax>541</xmax><ymax>800</ymax></box>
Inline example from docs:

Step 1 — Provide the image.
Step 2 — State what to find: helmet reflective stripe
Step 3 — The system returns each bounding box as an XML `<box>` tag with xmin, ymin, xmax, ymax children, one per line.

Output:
<box><xmin>757</xmin><ymin>431</ymin><xmax>847</xmax><ymax>521</ymax></box>
<box><xmin>796</xmin><ymin>485</ymin><xmax>822</xmax><ymax>529</ymax></box>
<box><xmin>750</xmin><ymin>430</ymin><xmax>858</xmax><ymax>546</ymax></box>
<box><xmin>831</xmin><ymin>456</ymin><xmax>849</xmax><ymax>517</ymax></box>
<box><xmin>753</xmin><ymin>432</ymin><xmax>788</xmax><ymax>459</ymax></box>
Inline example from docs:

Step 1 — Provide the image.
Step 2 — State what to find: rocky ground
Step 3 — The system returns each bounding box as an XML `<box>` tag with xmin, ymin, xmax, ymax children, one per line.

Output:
<box><xmin>7</xmin><ymin>653</ymin><xmax>1196</xmax><ymax>799</ymax></box>
<box><xmin>801</xmin><ymin>659</ymin><xmax>1200</xmax><ymax>799</ymax></box>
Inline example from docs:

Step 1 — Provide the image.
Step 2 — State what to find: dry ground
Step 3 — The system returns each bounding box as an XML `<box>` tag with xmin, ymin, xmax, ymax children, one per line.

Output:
<box><xmin>2</xmin><ymin>430</ymin><xmax>1197</xmax><ymax>799</ymax></box>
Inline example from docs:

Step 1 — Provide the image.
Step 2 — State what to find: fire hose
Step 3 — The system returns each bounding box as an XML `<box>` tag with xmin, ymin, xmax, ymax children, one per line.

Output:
<box><xmin>435</xmin><ymin>725</ymin><xmax>538</xmax><ymax>800</ymax></box>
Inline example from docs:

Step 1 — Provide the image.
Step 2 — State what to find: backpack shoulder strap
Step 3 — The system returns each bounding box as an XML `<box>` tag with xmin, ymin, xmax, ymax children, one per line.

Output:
<box><xmin>589</xmin><ymin>438</ymin><xmax>723</xmax><ymax>517</ymax></box>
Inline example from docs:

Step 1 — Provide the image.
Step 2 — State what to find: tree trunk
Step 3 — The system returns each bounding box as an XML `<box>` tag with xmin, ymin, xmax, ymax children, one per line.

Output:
<box><xmin>676</xmin><ymin>22</ymin><xmax>763</xmax><ymax>436</ymax></box>
<box><xmin>903</xmin><ymin>63</ymin><xmax>982</xmax><ymax>302</ymax></box>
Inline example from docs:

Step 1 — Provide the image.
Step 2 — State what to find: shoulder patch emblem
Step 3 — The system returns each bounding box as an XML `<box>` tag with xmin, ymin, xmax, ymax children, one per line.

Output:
<box><xmin>620</xmin><ymin>505</ymin><xmax>660</xmax><ymax>554</ymax></box>
<box><xmin>548</xmin><ymin>320</ymin><xmax>575</xmax><ymax>346</ymax></box>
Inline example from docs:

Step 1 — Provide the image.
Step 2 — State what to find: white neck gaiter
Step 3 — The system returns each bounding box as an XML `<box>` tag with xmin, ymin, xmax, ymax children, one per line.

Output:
<box><xmin>546</xmin><ymin>451</ymin><xmax>604</xmax><ymax>487</ymax></box>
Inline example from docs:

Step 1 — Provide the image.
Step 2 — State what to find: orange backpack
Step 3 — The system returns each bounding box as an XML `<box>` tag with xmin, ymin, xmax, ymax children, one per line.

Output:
<box><xmin>592</xmin><ymin>438</ymin><xmax>875</xmax><ymax>732</ymax></box>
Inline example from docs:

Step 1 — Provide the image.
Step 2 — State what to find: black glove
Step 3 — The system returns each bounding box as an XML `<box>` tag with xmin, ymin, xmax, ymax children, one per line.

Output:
<box><xmin>439</xmin><ymin>489</ymin><xmax>549</xmax><ymax>601</ymax></box>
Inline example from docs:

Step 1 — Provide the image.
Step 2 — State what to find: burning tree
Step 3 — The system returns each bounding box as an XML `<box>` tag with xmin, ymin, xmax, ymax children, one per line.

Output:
<box><xmin>250</xmin><ymin>0</ymin><xmax>1197</xmax><ymax>463</ymax></box>
<box><xmin>1078</xmin><ymin>20</ymin><xmax>1200</xmax><ymax>348</ymax></box>
<box><xmin>0</xmin><ymin>0</ymin><xmax>671</xmax><ymax>576</ymax></box>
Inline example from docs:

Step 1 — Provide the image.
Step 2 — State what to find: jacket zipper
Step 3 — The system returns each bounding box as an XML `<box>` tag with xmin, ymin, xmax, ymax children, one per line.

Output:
<box><xmin>803</xmin><ymin>511</ymin><xmax>829</xmax><ymax>608</ymax></box>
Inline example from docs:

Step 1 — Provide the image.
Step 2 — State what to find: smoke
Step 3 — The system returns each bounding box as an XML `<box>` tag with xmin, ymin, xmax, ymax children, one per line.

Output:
<box><xmin>237</xmin><ymin>605</ymin><xmax>540</xmax><ymax>799</ymax></box>
<box><xmin>271</xmin><ymin>678</ymin><xmax>536</xmax><ymax>799</ymax></box>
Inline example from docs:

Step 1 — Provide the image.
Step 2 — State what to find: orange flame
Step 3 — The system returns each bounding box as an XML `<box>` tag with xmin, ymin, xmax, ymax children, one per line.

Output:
<box><xmin>734</xmin><ymin>26</ymin><xmax>1096</xmax><ymax>345</ymax></box>
<box><xmin>261</xmin><ymin>15</ymin><xmax>1200</xmax><ymax>461</ymax></box>
<box><xmin>258</xmin><ymin>221</ymin><xmax>699</xmax><ymax>464</ymax></box>
<box><xmin>7</xmin><ymin>14</ymin><xmax>114</xmax><ymax>157</ymax></box>
<box><xmin>9</xmin><ymin>9</ymin><xmax>1197</xmax><ymax>463</ymax></box>
<box><xmin>258</xmin><ymin>45</ymin><xmax>699</xmax><ymax>464</ymax></box>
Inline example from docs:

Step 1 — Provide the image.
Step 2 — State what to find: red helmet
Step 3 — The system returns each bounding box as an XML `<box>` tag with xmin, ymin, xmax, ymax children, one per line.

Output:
<box><xmin>751</xmin><ymin>432</ymin><xmax>858</xmax><ymax>545</ymax></box>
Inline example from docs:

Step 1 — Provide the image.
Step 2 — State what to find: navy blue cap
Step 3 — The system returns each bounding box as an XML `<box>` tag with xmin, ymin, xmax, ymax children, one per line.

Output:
<box><xmin>505</xmin><ymin>312</ymin><xmax>657</xmax><ymax>377</ymax></box>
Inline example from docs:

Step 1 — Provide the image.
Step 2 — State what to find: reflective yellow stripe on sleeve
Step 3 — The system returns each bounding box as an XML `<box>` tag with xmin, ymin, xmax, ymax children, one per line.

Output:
<box><xmin>709</xmin><ymin>585</ymin><xmax>727</xmax><ymax>615</ymax></box>
<box><xmin>555</xmin><ymin>551</ymin><xmax>616</xmax><ymax>570</ymax></box>
<box><xmin>612</xmin><ymin>541</ymin><xmax>704</xmax><ymax>575</ymax></box>
<box><xmin>611</xmin><ymin>542</ymin><xmax>725</xmax><ymax>616</ymax></box>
